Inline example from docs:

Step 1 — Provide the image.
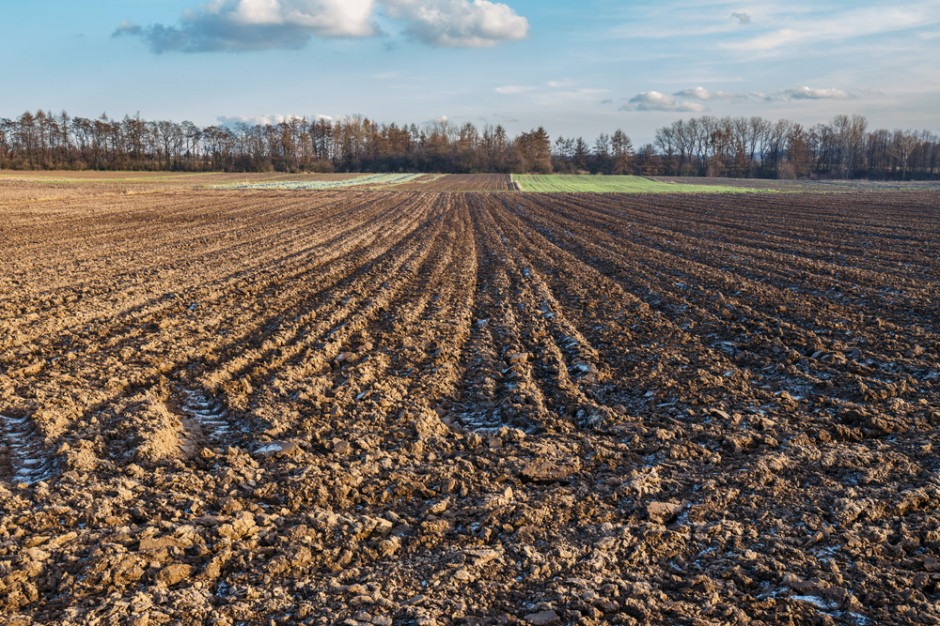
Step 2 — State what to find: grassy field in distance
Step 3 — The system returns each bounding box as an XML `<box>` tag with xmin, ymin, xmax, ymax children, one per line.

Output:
<box><xmin>513</xmin><ymin>174</ymin><xmax>764</xmax><ymax>193</ymax></box>
<box><xmin>10</xmin><ymin>170</ymin><xmax>938</xmax><ymax>194</ymax></box>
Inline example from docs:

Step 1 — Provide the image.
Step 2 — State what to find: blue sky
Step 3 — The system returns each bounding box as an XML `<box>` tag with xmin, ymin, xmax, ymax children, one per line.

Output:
<box><xmin>3</xmin><ymin>0</ymin><xmax>939</xmax><ymax>144</ymax></box>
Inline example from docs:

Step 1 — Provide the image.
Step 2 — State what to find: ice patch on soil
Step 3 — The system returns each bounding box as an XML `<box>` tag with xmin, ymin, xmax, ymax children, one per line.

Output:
<box><xmin>791</xmin><ymin>595</ymin><xmax>838</xmax><ymax>610</ymax></box>
<box><xmin>180</xmin><ymin>389</ymin><xmax>232</xmax><ymax>445</ymax></box>
<box><xmin>1</xmin><ymin>413</ymin><xmax>52</xmax><ymax>484</ymax></box>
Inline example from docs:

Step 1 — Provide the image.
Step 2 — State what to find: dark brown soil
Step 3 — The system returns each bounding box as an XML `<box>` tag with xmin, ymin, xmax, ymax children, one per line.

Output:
<box><xmin>1</xmin><ymin>181</ymin><xmax>938</xmax><ymax>624</ymax></box>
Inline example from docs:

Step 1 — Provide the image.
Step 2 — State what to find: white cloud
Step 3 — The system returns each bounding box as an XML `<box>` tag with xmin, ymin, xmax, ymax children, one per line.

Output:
<box><xmin>620</xmin><ymin>85</ymin><xmax>855</xmax><ymax>113</ymax></box>
<box><xmin>382</xmin><ymin>0</ymin><xmax>529</xmax><ymax>47</ymax></box>
<box><xmin>232</xmin><ymin>0</ymin><xmax>283</xmax><ymax>25</ymax></box>
<box><xmin>621</xmin><ymin>91</ymin><xmax>707</xmax><ymax>113</ymax></box>
<box><xmin>116</xmin><ymin>0</ymin><xmax>528</xmax><ymax>52</ymax></box>
<box><xmin>778</xmin><ymin>86</ymin><xmax>849</xmax><ymax>100</ymax></box>
<box><xmin>219</xmin><ymin>0</ymin><xmax>377</xmax><ymax>35</ymax></box>
<box><xmin>725</xmin><ymin>27</ymin><xmax>801</xmax><ymax>51</ymax></box>
<box><xmin>114</xmin><ymin>0</ymin><xmax>376</xmax><ymax>52</ymax></box>
<box><xmin>673</xmin><ymin>86</ymin><xmax>738</xmax><ymax>100</ymax></box>
<box><xmin>675</xmin><ymin>85</ymin><xmax>851</xmax><ymax>103</ymax></box>
<box><xmin>605</xmin><ymin>2</ymin><xmax>758</xmax><ymax>41</ymax></box>
<box><xmin>722</xmin><ymin>4</ymin><xmax>940</xmax><ymax>53</ymax></box>
<box><xmin>114</xmin><ymin>21</ymin><xmax>142</xmax><ymax>36</ymax></box>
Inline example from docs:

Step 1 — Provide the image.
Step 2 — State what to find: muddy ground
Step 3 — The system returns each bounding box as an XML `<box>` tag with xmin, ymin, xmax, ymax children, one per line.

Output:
<box><xmin>0</xmin><ymin>178</ymin><xmax>938</xmax><ymax>624</ymax></box>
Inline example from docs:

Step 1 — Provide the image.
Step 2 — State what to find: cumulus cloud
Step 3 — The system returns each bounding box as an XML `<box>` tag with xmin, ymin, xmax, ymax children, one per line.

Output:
<box><xmin>114</xmin><ymin>21</ymin><xmax>143</xmax><ymax>37</ymax></box>
<box><xmin>619</xmin><ymin>85</ymin><xmax>854</xmax><ymax>113</ymax></box>
<box><xmin>113</xmin><ymin>0</ymin><xmax>376</xmax><ymax>52</ymax></box>
<box><xmin>673</xmin><ymin>86</ymin><xmax>738</xmax><ymax>101</ymax></box>
<box><xmin>620</xmin><ymin>91</ymin><xmax>707</xmax><ymax>113</ymax></box>
<box><xmin>674</xmin><ymin>85</ymin><xmax>850</xmax><ymax>103</ymax></box>
<box><xmin>742</xmin><ymin>86</ymin><xmax>852</xmax><ymax>102</ymax></box>
<box><xmin>730</xmin><ymin>12</ymin><xmax>751</xmax><ymax>25</ymax></box>
<box><xmin>778</xmin><ymin>86</ymin><xmax>849</xmax><ymax>100</ymax></box>
<box><xmin>116</xmin><ymin>0</ymin><xmax>527</xmax><ymax>52</ymax></box>
<box><xmin>382</xmin><ymin>0</ymin><xmax>528</xmax><ymax>47</ymax></box>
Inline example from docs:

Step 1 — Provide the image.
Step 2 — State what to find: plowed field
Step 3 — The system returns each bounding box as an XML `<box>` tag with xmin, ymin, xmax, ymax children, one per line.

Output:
<box><xmin>1</xmin><ymin>179</ymin><xmax>939</xmax><ymax>625</ymax></box>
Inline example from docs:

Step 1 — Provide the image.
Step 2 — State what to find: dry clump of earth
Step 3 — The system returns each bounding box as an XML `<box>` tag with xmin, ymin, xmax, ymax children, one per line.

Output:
<box><xmin>0</xmin><ymin>175</ymin><xmax>938</xmax><ymax>624</ymax></box>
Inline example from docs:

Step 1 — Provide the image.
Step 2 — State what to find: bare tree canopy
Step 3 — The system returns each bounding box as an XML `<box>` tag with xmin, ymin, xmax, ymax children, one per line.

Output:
<box><xmin>0</xmin><ymin>111</ymin><xmax>936</xmax><ymax>179</ymax></box>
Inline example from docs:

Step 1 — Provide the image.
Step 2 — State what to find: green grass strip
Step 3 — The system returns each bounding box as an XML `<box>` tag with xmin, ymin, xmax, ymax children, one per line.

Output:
<box><xmin>512</xmin><ymin>174</ymin><xmax>764</xmax><ymax>193</ymax></box>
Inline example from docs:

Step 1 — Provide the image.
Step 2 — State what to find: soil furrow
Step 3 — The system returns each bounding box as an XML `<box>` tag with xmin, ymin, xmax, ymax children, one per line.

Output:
<box><xmin>1</xmin><ymin>180</ymin><xmax>937</xmax><ymax>626</ymax></box>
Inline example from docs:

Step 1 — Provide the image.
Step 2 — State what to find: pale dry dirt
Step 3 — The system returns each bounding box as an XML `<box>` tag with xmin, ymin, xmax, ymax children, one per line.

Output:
<box><xmin>0</xmin><ymin>176</ymin><xmax>939</xmax><ymax>625</ymax></box>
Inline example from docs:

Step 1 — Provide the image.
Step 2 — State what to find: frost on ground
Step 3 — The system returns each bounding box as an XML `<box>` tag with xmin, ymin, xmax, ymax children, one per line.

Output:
<box><xmin>0</xmin><ymin>179</ymin><xmax>938</xmax><ymax>624</ymax></box>
<box><xmin>211</xmin><ymin>173</ymin><xmax>424</xmax><ymax>190</ymax></box>
<box><xmin>0</xmin><ymin>413</ymin><xmax>52</xmax><ymax>485</ymax></box>
<box><xmin>179</xmin><ymin>388</ymin><xmax>233</xmax><ymax>446</ymax></box>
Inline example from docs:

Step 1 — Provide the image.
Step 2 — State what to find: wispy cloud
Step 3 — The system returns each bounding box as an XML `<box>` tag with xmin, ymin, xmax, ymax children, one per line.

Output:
<box><xmin>721</xmin><ymin>4</ymin><xmax>940</xmax><ymax>53</ymax></box>
<box><xmin>604</xmin><ymin>1</ymin><xmax>766</xmax><ymax>40</ymax></box>
<box><xmin>496</xmin><ymin>82</ymin><xmax>609</xmax><ymax>105</ymax></box>
<box><xmin>115</xmin><ymin>0</ymin><xmax>528</xmax><ymax>52</ymax></box>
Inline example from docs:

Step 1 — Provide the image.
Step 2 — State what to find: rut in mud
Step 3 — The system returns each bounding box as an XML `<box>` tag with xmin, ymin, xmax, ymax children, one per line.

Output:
<box><xmin>0</xmin><ymin>412</ymin><xmax>53</xmax><ymax>485</ymax></box>
<box><xmin>0</xmin><ymin>181</ymin><xmax>938</xmax><ymax>625</ymax></box>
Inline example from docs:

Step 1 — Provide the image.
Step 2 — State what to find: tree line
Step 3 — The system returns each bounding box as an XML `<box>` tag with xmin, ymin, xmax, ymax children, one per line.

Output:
<box><xmin>1</xmin><ymin>110</ymin><xmax>937</xmax><ymax>179</ymax></box>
